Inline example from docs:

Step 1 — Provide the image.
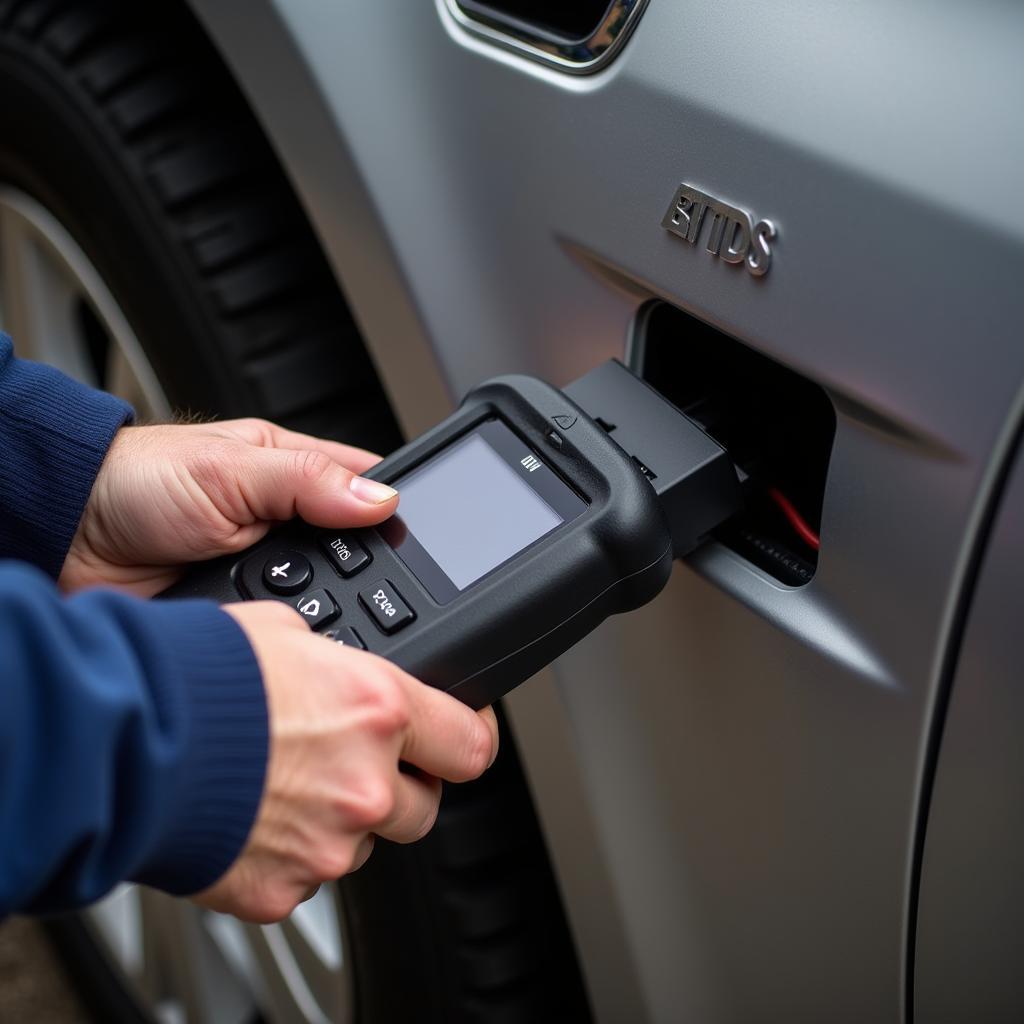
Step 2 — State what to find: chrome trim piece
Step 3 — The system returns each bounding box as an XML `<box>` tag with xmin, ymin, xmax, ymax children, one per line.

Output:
<box><xmin>442</xmin><ymin>0</ymin><xmax>649</xmax><ymax>74</ymax></box>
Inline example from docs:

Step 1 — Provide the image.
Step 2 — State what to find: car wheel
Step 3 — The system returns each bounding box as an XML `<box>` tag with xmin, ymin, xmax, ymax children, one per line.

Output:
<box><xmin>0</xmin><ymin>1</ymin><xmax>591</xmax><ymax>1021</ymax></box>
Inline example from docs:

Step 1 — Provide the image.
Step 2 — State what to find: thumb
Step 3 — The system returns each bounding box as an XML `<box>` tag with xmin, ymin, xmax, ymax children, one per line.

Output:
<box><xmin>241</xmin><ymin>447</ymin><xmax>399</xmax><ymax>527</ymax></box>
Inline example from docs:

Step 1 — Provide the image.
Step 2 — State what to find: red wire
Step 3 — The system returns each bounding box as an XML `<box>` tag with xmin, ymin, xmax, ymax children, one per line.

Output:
<box><xmin>768</xmin><ymin>487</ymin><xmax>821</xmax><ymax>551</ymax></box>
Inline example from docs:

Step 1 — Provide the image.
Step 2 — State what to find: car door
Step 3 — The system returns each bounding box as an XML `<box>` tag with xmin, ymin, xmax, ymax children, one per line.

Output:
<box><xmin>191</xmin><ymin>2</ymin><xmax>1024</xmax><ymax>1020</ymax></box>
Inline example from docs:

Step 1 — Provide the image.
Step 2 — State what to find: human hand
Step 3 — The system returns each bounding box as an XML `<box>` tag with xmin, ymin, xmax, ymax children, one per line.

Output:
<box><xmin>60</xmin><ymin>419</ymin><xmax>398</xmax><ymax>596</ymax></box>
<box><xmin>195</xmin><ymin>601</ymin><xmax>499</xmax><ymax>923</ymax></box>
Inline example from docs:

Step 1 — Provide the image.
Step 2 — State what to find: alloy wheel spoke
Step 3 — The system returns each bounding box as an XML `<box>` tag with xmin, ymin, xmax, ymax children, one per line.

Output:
<box><xmin>0</xmin><ymin>196</ymin><xmax>95</xmax><ymax>382</ymax></box>
<box><xmin>240</xmin><ymin>886</ymin><xmax>353</xmax><ymax>1024</ymax></box>
<box><xmin>4</xmin><ymin>180</ymin><xmax>354</xmax><ymax>1023</ymax></box>
<box><xmin>105</xmin><ymin>342</ymin><xmax>162</xmax><ymax>422</ymax></box>
<box><xmin>279</xmin><ymin>889</ymin><xmax>351</xmax><ymax>1022</ymax></box>
<box><xmin>0</xmin><ymin>199</ymin><xmax>32</xmax><ymax>342</ymax></box>
<box><xmin>137</xmin><ymin>889</ymin><xmax>258</xmax><ymax>1024</ymax></box>
<box><xmin>0</xmin><ymin>186</ymin><xmax>171</xmax><ymax>415</ymax></box>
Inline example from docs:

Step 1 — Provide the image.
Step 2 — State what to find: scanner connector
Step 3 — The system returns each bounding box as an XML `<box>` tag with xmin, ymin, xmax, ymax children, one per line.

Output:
<box><xmin>565</xmin><ymin>360</ymin><xmax>742</xmax><ymax>559</ymax></box>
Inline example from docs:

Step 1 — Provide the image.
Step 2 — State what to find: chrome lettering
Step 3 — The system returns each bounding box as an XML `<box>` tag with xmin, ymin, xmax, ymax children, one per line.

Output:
<box><xmin>747</xmin><ymin>219</ymin><xmax>776</xmax><ymax>277</ymax></box>
<box><xmin>662</xmin><ymin>183</ymin><xmax>775</xmax><ymax>277</ymax></box>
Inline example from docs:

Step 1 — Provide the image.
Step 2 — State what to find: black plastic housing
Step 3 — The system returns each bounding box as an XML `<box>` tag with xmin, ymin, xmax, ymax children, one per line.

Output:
<box><xmin>566</xmin><ymin>359</ymin><xmax>741</xmax><ymax>559</ymax></box>
<box><xmin>166</xmin><ymin>371</ymin><xmax>690</xmax><ymax>707</ymax></box>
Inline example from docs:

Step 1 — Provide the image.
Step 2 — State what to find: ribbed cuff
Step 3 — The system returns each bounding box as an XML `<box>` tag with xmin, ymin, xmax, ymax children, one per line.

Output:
<box><xmin>130</xmin><ymin>601</ymin><xmax>269</xmax><ymax>896</ymax></box>
<box><xmin>0</xmin><ymin>333</ymin><xmax>133</xmax><ymax>577</ymax></box>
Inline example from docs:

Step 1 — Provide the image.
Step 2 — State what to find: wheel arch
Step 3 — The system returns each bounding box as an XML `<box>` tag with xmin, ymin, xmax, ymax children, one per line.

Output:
<box><xmin>183</xmin><ymin>0</ymin><xmax>451</xmax><ymax>439</ymax></box>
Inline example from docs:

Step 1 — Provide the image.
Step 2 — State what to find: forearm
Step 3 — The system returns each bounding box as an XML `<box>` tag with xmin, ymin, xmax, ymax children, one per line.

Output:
<box><xmin>0</xmin><ymin>562</ymin><xmax>268</xmax><ymax>915</ymax></box>
<box><xmin>0</xmin><ymin>333</ymin><xmax>132</xmax><ymax>576</ymax></box>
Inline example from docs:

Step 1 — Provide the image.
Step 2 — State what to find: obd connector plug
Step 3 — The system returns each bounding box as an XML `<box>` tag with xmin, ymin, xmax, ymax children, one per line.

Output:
<box><xmin>565</xmin><ymin>359</ymin><xmax>742</xmax><ymax>558</ymax></box>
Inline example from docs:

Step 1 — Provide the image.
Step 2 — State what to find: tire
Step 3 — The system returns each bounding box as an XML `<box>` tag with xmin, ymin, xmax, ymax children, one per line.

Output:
<box><xmin>340</xmin><ymin>707</ymin><xmax>592</xmax><ymax>1024</ymax></box>
<box><xmin>0</xmin><ymin>0</ymin><xmax>399</xmax><ymax>446</ymax></box>
<box><xmin>0</xmin><ymin>1</ymin><xmax>592</xmax><ymax>1021</ymax></box>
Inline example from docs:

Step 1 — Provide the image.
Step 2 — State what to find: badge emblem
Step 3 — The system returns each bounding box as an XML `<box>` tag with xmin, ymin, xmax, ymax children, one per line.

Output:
<box><xmin>662</xmin><ymin>183</ymin><xmax>776</xmax><ymax>277</ymax></box>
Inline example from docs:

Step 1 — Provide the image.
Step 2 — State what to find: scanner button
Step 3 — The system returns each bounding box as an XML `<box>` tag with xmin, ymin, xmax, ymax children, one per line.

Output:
<box><xmin>293</xmin><ymin>588</ymin><xmax>339</xmax><ymax>629</ymax></box>
<box><xmin>546</xmin><ymin>429</ymin><xmax>564</xmax><ymax>449</ymax></box>
<box><xmin>323</xmin><ymin>626</ymin><xmax>366</xmax><ymax>650</ymax></box>
<box><xmin>359</xmin><ymin>580</ymin><xmax>415</xmax><ymax>634</ymax></box>
<box><xmin>320</xmin><ymin>532</ymin><xmax>371</xmax><ymax>577</ymax></box>
<box><xmin>262</xmin><ymin>551</ymin><xmax>312</xmax><ymax>595</ymax></box>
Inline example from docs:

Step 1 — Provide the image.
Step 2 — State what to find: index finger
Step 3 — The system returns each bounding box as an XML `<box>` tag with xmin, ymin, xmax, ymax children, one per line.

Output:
<box><xmin>265</xmin><ymin>426</ymin><xmax>382</xmax><ymax>476</ymax></box>
<box><xmin>395</xmin><ymin>671</ymin><xmax>499</xmax><ymax>783</ymax></box>
<box><xmin>219</xmin><ymin>418</ymin><xmax>384</xmax><ymax>475</ymax></box>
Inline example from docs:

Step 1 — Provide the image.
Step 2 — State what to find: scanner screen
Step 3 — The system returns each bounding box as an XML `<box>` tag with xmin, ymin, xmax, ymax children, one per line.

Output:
<box><xmin>389</xmin><ymin>429</ymin><xmax>563</xmax><ymax>592</ymax></box>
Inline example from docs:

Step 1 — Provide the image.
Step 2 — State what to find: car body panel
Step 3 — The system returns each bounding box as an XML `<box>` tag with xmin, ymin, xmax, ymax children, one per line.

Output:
<box><xmin>914</xmin><ymin>433</ymin><xmax>1024</xmax><ymax>1020</ymax></box>
<box><xmin>186</xmin><ymin>2</ymin><xmax>1024</xmax><ymax>1020</ymax></box>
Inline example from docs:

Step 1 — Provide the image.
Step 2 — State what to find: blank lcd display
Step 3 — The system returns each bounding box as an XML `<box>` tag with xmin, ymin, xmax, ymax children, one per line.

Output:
<box><xmin>389</xmin><ymin>430</ymin><xmax>563</xmax><ymax>593</ymax></box>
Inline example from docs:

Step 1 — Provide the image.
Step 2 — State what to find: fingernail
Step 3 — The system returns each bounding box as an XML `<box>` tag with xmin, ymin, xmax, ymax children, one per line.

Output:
<box><xmin>349</xmin><ymin>476</ymin><xmax>398</xmax><ymax>505</ymax></box>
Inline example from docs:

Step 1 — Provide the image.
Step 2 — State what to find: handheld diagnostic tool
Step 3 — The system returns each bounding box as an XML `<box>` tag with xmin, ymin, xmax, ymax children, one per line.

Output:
<box><xmin>164</xmin><ymin>360</ymin><xmax>741</xmax><ymax>709</ymax></box>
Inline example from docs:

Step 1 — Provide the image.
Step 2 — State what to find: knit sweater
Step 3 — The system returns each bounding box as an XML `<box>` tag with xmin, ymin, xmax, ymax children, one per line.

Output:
<box><xmin>0</xmin><ymin>333</ymin><xmax>267</xmax><ymax>913</ymax></box>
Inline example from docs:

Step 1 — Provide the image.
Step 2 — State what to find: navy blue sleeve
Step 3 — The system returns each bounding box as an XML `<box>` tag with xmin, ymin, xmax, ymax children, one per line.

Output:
<box><xmin>0</xmin><ymin>332</ymin><xmax>132</xmax><ymax>576</ymax></box>
<box><xmin>0</xmin><ymin>562</ymin><xmax>268</xmax><ymax>914</ymax></box>
<box><xmin>0</xmin><ymin>333</ymin><xmax>269</xmax><ymax>913</ymax></box>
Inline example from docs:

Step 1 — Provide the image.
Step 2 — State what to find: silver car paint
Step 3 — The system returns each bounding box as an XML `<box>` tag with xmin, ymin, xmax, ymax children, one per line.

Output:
<box><xmin>185</xmin><ymin>2</ymin><xmax>1024</xmax><ymax>1020</ymax></box>
<box><xmin>913</xmin><ymin>432</ymin><xmax>1024</xmax><ymax>1020</ymax></box>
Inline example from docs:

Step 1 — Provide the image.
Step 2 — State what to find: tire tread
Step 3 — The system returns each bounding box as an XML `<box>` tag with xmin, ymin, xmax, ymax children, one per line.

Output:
<box><xmin>5</xmin><ymin>0</ymin><xmax>399</xmax><ymax>444</ymax></box>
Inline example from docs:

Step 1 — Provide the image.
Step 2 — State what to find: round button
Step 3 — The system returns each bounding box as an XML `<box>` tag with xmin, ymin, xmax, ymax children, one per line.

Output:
<box><xmin>262</xmin><ymin>551</ymin><xmax>312</xmax><ymax>595</ymax></box>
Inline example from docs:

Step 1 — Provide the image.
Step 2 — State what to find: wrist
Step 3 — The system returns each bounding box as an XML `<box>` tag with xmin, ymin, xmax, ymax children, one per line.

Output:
<box><xmin>60</xmin><ymin>426</ymin><xmax>129</xmax><ymax>589</ymax></box>
<box><xmin>0</xmin><ymin>338</ymin><xmax>133</xmax><ymax>577</ymax></box>
<box><xmin>130</xmin><ymin>600</ymin><xmax>269</xmax><ymax>895</ymax></box>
